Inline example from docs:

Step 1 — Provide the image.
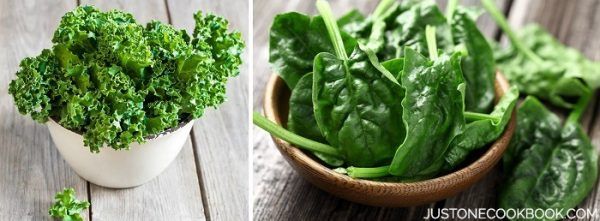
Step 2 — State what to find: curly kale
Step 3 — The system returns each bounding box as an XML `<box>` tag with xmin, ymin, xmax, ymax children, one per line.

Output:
<box><xmin>48</xmin><ymin>188</ymin><xmax>90</xmax><ymax>221</ymax></box>
<box><xmin>8</xmin><ymin>6</ymin><xmax>244</xmax><ymax>152</ymax></box>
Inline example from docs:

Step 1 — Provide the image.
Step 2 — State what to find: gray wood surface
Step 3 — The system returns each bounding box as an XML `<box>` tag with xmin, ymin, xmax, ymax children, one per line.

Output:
<box><xmin>252</xmin><ymin>0</ymin><xmax>600</xmax><ymax>220</ymax></box>
<box><xmin>0</xmin><ymin>0</ymin><xmax>248</xmax><ymax>220</ymax></box>
<box><xmin>0</xmin><ymin>0</ymin><xmax>88</xmax><ymax>220</ymax></box>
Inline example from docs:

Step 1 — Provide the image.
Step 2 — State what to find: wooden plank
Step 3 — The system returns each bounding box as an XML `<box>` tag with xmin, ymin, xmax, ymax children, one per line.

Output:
<box><xmin>79</xmin><ymin>0</ymin><xmax>205</xmax><ymax>219</ymax></box>
<box><xmin>494</xmin><ymin>0</ymin><xmax>600</xmax><ymax>218</ymax></box>
<box><xmin>167</xmin><ymin>0</ymin><xmax>250</xmax><ymax>220</ymax></box>
<box><xmin>0</xmin><ymin>0</ymin><xmax>89</xmax><ymax>220</ymax></box>
<box><xmin>252</xmin><ymin>1</ymin><xmax>435</xmax><ymax>220</ymax></box>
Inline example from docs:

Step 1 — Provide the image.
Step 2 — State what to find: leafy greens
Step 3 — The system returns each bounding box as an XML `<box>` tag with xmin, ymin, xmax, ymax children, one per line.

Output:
<box><xmin>255</xmin><ymin>0</ymin><xmax>515</xmax><ymax>181</ymax></box>
<box><xmin>48</xmin><ymin>188</ymin><xmax>90</xmax><ymax>221</ymax></box>
<box><xmin>9</xmin><ymin>6</ymin><xmax>244</xmax><ymax>152</ymax></box>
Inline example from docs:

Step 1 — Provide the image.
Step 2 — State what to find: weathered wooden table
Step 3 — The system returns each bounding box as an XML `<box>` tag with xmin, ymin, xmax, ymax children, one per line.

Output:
<box><xmin>253</xmin><ymin>0</ymin><xmax>600</xmax><ymax>220</ymax></box>
<box><xmin>0</xmin><ymin>0</ymin><xmax>248</xmax><ymax>220</ymax></box>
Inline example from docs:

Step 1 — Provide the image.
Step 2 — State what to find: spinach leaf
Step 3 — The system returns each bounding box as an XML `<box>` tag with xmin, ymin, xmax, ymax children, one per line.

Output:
<box><xmin>312</xmin><ymin>46</ymin><xmax>404</xmax><ymax>167</ymax></box>
<box><xmin>269</xmin><ymin>13</ymin><xmax>356</xmax><ymax>89</ymax></box>
<box><xmin>444</xmin><ymin>86</ymin><xmax>519</xmax><ymax>169</ymax></box>
<box><xmin>499</xmin><ymin>96</ymin><xmax>598</xmax><ymax>219</ymax></box>
<box><xmin>288</xmin><ymin>73</ymin><xmax>343</xmax><ymax>166</ymax></box>
<box><xmin>382</xmin><ymin>0</ymin><xmax>447</xmax><ymax>60</ymax></box>
<box><xmin>388</xmin><ymin>46</ymin><xmax>465</xmax><ymax>177</ymax></box>
<box><xmin>483</xmin><ymin>0</ymin><xmax>600</xmax><ymax>108</ymax></box>
<box><xmin>502</xmin><ymin>97</ymin><xmax>562</xmax><ymax>171</ymax></box>
<box><xmin>337</xmin><ymin>9</ymin><xmax>365</xmax><ymax>30</ymax></box>
<box><xmin>381</xmin><ymin>58</ymin><xmax>404</xmax><ymax>80</ymax></box>
<box><xmin>449</xmin><ymin>8</ymin><xmax>496</xmax><ymax>113</ymax></box>
<box><xmin>312</xmin><ymin>0</ymin><xmax>404</xmax><ymax>167</ymax></box>
<box><xmin>494</xmin><ymin>25</ymin><xmax>598</xmax><ymax>108</ymax></box>
<box><xmin>339</xmin><ymin>0</ymin><xmax>401</xmax><ymax>54</ymax></box>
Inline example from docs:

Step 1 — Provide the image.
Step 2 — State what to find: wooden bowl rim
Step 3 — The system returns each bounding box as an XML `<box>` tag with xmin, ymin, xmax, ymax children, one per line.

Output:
<box><xmin>263</xmin><ymin>72</ymin><xmax>515</xmax><ymax>192</ymax></box>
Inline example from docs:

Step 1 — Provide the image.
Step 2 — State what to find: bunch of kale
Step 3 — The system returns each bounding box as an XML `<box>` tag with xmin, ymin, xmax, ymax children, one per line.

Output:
<box><xmin>9</xmin><ymin>6</ymin><xmax>244</xmax><ymax>152</ymax></box>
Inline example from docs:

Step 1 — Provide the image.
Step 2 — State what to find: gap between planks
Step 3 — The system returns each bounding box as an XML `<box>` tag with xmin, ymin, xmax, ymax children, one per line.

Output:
<box><xmin>190</xmin><ymin>128</ymin><xmax>213</xmax><ymax>221</ymax></box>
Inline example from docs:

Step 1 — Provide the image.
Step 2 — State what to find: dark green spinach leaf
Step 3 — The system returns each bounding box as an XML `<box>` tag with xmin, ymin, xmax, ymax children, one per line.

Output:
<box><xmin>449</xmin><ymin>8</ymin><xmax>496</xmax><ymax>113</ymax></box>
<box><xmin>444</xmin><ymin>86</ymin><xmax>519</xmax><ymax>169</ymax></box>
<box><xmin>312</xmin><ymin>0</ymin><xmax>404</xmax><ymax>167</ymax></box>
<box><xmin>269</xmin><ymin>13</ymin><xmax>356</xmax><ymax>89</ymax></box>
<box><xmin>388</xmin><ymin>47</ymin><xmax>465</xmax><ymax>177</ymax></box>
<box><xmin>382</xmin><ymin>0</ymin><xmax>447</xmax><ymax>60</ymax></box>
<box><xmin>288</xmin><ymin>73</ymin><xmax>343</xmax><ymax>166</ymax></box>
<box><xmin>313</xmin><ymin>46</ymin><xmax>404</xmax><ymax>167</ymax></box>
<box><xmin>483</xmin><ymin>0</ymin><xmax>600</xmax><ymax>108</ymax></box>
<box><xmin>499</xmin><ymin>96</ymin><xmax>598</xmax><ymax>219</ymax></box>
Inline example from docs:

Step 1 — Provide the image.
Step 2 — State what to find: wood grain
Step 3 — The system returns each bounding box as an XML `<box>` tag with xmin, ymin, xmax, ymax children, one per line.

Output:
<box><xmin>79</xmin><ymin>0</ymin><xmax>206</xmax><ymax>220</ymax></box>
<box><xmin>89</xmin><ymin>139</ymin><xmax>205</xmax><ymax>220</ymax></box>
<box><xmin>0</xmin><ymin>0</ymin><xmax>89</xmax><ymax>220</ymax></box>
<box><xmin>167</xmin><ymin>0</ymin><xmax>250</xmax><ymax>220</ymax></box>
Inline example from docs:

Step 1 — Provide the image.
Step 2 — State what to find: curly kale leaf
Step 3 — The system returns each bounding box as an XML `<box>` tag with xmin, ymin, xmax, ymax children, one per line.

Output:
<box><xmin>8</xmin><ymin>6</ymin><xmax>244</xmax><ymax>151</ymax></box>
<box><xmin>8</xmin><ymin>49</ymin><xmax>55</xmax><ymax>122</ymax></box>
<box><xmin>48</xmin><ymin>188</ymin><xmax>90</xmax><ymax>221</ymax></box>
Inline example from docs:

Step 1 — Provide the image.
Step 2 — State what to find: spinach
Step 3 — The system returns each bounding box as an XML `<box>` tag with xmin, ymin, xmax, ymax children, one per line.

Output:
<box><xmin>288</xmin><ymin>73</ymin><xmax>343</xmax><ymax>166</ymax></box>
<box><xmin>257</xmin><ymin>0</ymin><xmax>524</xmax><ymax>182</ymax></box>
<box><xmin>382</xmin><ymin>0</ymin><xmax>447</xmax><ymax>60</ymax></box>
<box><xmin>269</xmin><ymin>13</ymin><xmax>356</xmax><ymax>89</ymax></box>
<box><xmin>312</xmin><ymin>0</ymin><xmax>404</xmax><ymax>167</ymax></box>
<box><xmin>444</xmin><ymin>86</ymin><xmax>519</xmax><ymax>169</ymax></box>
<box><xmin>339</xmin><ymin>0</ymin><xmax>401</xmax><ymax>54</ymax></box>
<box><xmin>381</xmin><ymin>58</ymin><xmax>404</xmax><ymax>80</ymax></box>
<box><xmin>388</xmin><ymin>27</ymin><xmax>466</xmax><ymax>177</ymax></box>
<box><xmin>449</xmin><ymin>7</ymin><xmax>496</xmax><ymax>113</ymax></box>
<box><xmin>499</xmin><ymin>96</ymin><xmax>598</xmax><ymax>219</ymax></box>
<box><xmin>483</xmin><ymin>0</ymin><xmax>600</xmax><ymax>108</ymax></box>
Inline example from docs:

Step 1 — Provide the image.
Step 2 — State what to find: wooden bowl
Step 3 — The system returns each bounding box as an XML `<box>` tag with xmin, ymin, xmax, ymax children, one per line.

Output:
<box><xmin>262</xmin><ymin>72</ymin><xmax>516</xmax><ymax>207</ymax></box>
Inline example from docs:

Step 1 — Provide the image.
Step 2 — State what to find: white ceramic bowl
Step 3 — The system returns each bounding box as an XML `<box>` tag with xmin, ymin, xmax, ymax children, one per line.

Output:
<box><xmin>47</xmin><ymin>119</ymin><xmax>195</xmax><ymax>188</ymax></box>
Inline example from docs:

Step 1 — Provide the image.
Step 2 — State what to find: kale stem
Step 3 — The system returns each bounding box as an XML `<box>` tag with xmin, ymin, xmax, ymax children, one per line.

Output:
<box><xmin>481</xmin><ymin>0</ymin><xmax>543</xmax><ymax>64</ymax></box>
<box><xmin>464</xmin><ymin>111</ymin><xmax>499</xmax><ymax>122</ymax></box>
<box><xmin>446</xmin><ymin>0</ymin><xmax>459</xmax><ymax>23</ymax></box>
<box><xmin>316</xmin><ymin>0</ymin><xmax>348</xmax><ymax>60</ymax></box>
<box><xmin>373</xmin><ymin>0</ymin><xmax>395</xmax><ymax>19</ymax></box>
<box><xmin>347</xmin><ymin>165</ymin><xmax>390</xmax><ymax>178</ymax></box>
<box><xmin>425</xmin><ymin>25</ymin><xmax>438</xmax><ymax>60</ymax></box>
<box><xmin>567</xmin><ymin>89</ymin><xmax>591</xmax><ymax>124</ymax></box>
<box><xmin>253</xmin><ymin>112</ymin><xmax>341</xmax><ymax>156</ymax></box>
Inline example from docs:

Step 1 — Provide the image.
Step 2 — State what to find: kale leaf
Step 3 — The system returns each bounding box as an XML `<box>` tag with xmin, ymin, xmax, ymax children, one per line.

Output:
<box><xmin>8</xmin><ymin>6</ymin><xmax>244</xmax><ymax>152</ymax></box>
<box><xmin>48</xmin><ymin>188</ymin><xmax>90</xmax><ymax>221</ymax></box>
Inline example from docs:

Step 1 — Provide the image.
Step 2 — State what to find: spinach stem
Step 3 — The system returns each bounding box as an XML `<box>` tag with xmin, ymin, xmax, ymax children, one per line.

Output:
<box><xmin>567</xmin><ymin>89</ymin><xmax>591</xmax><ymax>124</ymax></box>
<box><xmin>464</xmin><ymin>111</ymin><xmax>499</xmax><ymax>122</ymax></box>
<box><xmin>425</xmin><ymin>25</ymin><xmax>438</xmax><ymax>60</ymax></box>
<box><xmin>373</xmin><ymin>0</ymin><xmax>395</xmax><ymax>19</ymax></box>
<box><xmin>316</xmin><ymin>0</ymin><xmax>348</xmax><ymax>60</ymax></box>
<box><xmin>347</xmin><ymin>165</ymin><xmax>390</xmax><ymax>178</ymax></box>
<box><xmin>481</xmin><ymin>0</ymin><xmax>543</xmax><ymax>64</ymax></box>
<box><xmin>446</xmin><ymin>0</ymin><xmax>459</xmax><ymax>23</ymax></box>
<box><xmin>252</xmin><ymin>112</ymin><xmax>341</xmax><ymax>156</ymax></box>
